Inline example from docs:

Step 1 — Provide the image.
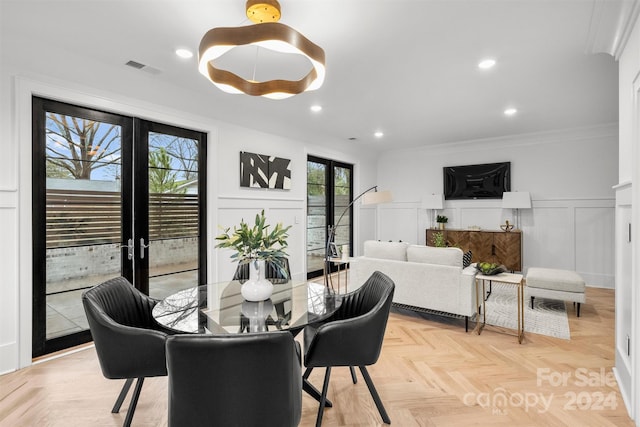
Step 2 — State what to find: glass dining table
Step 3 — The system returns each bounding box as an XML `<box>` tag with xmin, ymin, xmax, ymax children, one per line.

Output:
<box><xmin>152</xmin><ymin>279</ymin><xmax>341</xmax><ymax>336</ymax></box>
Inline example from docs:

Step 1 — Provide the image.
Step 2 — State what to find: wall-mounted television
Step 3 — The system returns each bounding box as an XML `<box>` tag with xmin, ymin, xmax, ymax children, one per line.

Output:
<box><xmin>443</xmin><ymin>162</ymin><xmax>510</xmax><ymax>200</ymax></box>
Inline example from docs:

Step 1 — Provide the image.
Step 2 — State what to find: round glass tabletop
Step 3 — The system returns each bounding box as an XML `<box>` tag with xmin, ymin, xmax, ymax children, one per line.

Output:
<box><xmin>152</xmin><ymin>280</ymin><xmax>340</xmax><ymax>334</ymax></box>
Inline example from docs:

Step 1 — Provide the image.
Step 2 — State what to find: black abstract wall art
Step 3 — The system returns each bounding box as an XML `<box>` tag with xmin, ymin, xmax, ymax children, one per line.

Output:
<box><xmin>240</xmin><ymin>151</ymin><xmax>291</xmax><ymax>190</ymax></box>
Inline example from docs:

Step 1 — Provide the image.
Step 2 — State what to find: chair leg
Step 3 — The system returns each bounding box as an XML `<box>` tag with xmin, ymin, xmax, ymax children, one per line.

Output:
<box><xmin>530</xmin><ymin>296</ymin><xmax>535</xmax><ymax>309</ymax></box>
<box><xmin>112</xmin><ymin>378</ymin><xmax>134</xmax><ymax>413</ymax></box>
<box><xmin>358</xmin><ymin>366</ymin><xmax>391</xmax><ymax>424</ymax></box>
<box><xmin>315</xmin><ymin>367</ymin><xmax>332</xmax><ymax>427</ymax></box>
<box><xmin>122</xmin><ymin>377</ymin><xmax>144</xmax><ymax>427</ymax></box>
<box><xmin>302</xmin><ymin>367</ymin><xmax>333</xmax><ymax>407</ymax></box>
<box><xmin>349</xmin><ymin>366</ymin><xmax>358</xmax><ymax>384</ymax></box>
<box><xmin>577</xmin><ymin>302</ymin><xmax>581</xmax><ymax>317</ymax></box>
<box><xmin>303</xmin><ymin>367</ymin><xmax>313</xmax><ymax>379</ymax></box>
<box><xmin>465</xmin><ymin>316</ymin><xmax>469</xmax><ymax>332</ymax></box>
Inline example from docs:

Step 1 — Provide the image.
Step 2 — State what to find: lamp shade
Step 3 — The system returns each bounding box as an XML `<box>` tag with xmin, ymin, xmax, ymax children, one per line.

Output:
<box><xmin>421</xmin><ymin>194</ymin><xmax>444</xmax><ymax>210</ymax></box>
<box><xmin>501</xmin><ymin>192</ymin><xmax>531</xmax><ymax>209</ymax></box>
<box><xmin>361</xmin><ymin>190</ymin><xmax>393</xmax><ymax>205</ymax></box>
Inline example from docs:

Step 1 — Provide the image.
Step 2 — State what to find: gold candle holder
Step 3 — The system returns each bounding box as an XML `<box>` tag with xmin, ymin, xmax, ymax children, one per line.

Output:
<box><xmin>500</xmin><ymin>220</ymin><xmax>514</xmax><ymax>232</ymax></box>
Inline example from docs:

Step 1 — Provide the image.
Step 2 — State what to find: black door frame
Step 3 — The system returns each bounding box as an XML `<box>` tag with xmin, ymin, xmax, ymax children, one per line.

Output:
<box><xmin>307</xmin><ymin>155</ymin><xmax>353</xmax><ymax>279</ymax></box>
<box><xmin>133</xmin><ymin>119</ymin><xmax>207</xmax><ymax>295</ymax></box>
<box><xmin>32</xmin><ymin>97</ymin><xmax>207</xmax><ymax>357</ymax></box>
<box><xmin>32</xmin><ymin>97</ymin><xmax>133</xmax><ymax>356</ymax></box>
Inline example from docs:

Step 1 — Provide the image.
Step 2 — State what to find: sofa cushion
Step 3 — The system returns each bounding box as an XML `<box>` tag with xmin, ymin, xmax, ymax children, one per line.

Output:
<box><xmin>363</xmin><ymin>240</ymin><xmax>409</xmax><ymax>261</ymax></box>
<box><xmin>406</xmin><ymin>245</ymin><xmax>463</xmax><ymax>267</ymax></box>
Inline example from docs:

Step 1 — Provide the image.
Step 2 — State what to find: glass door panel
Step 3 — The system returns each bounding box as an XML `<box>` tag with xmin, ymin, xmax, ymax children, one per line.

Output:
<box><xmin>306</xmin><ymin>160</ymin><xmax>327</xmax><ymax>276</ymax></box>
<box><xmin>147</xmin><ymin>130</ymin><xmax>202</xmax><ymax>299</ymax></box>
<box><xmin>333</xmin><ymin>166</ymin><xmax>352</xmax><ymax>256</ymax></box>
<box><xmin>33</xmin><ymin>97</ymin><xmax>132</xmax><ymax>355</ymax></box>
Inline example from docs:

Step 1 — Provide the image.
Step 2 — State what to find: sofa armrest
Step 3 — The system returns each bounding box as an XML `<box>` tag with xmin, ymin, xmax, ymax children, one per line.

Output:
<box><xmin>462</xmin><ymin>265</ymin><xmax>478</xmax><ymax>276</ymax></box>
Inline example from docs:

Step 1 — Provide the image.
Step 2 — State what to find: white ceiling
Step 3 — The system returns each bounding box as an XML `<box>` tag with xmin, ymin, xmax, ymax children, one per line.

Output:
<box><xmin>1</xmin><ymin>0</ymin><xmax>633</xmax><ymax>152</ymax></box>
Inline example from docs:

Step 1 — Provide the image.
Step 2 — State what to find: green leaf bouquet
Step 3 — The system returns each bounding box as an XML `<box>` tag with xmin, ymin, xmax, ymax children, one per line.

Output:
<box><xmin>215</xmin><ymin>210</ymin><xmax>292</xmax><ymax>276</ymax></box>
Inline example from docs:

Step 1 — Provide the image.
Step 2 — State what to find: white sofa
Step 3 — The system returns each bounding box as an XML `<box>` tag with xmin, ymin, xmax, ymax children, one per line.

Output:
<box><xmin>350</xmin><ymin>240</ymin><xmax>478</xmax><ymax>330</ymax></box>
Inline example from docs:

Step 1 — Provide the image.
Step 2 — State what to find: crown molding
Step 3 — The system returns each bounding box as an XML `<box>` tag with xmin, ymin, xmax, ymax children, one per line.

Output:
<box><xmin>585</xmin><ymin>0</ymin><xmax>640</xmax><ymax>59</ymax></box>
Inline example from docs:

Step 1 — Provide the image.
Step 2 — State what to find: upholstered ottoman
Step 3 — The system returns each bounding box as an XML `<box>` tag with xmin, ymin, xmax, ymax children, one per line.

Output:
<box><xmin>526</xmin><ymin>267</ymin><xmax>586</xmax><ymax>317</ymax></box>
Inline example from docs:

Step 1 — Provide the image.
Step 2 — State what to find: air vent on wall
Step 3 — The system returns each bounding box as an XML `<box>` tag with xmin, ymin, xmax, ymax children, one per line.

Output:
<box><xmin>125</xmin><ymin>60</ymin><xmax>162</xmax><ymax>75</ymax></box>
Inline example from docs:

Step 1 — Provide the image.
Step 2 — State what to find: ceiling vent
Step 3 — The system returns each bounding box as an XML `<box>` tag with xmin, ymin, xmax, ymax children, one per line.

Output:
<box><xmin>125</xmin><ymin>60</ymin><xmax>145</xmax><ymax>69</ymax></box>
<box><xmin>125</xmin><ymin>60</ymin><xmax>162</xmax><ymax>75</ymax></box>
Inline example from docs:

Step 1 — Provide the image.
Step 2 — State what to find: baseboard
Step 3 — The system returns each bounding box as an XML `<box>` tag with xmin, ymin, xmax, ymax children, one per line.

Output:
<box><xmin>581</xmin><ymin>272</ymin><xmax>614</xmax><ymax>289</ymax></box>
<box><xmin>0</xmin><ymin>341</ymin><xmax>18</xmax><ymax>375</ymax></box>
<box><xmin>613</xmin><ymin>348</ymin><xmax>634</xmax><ymax>419</ymax></box>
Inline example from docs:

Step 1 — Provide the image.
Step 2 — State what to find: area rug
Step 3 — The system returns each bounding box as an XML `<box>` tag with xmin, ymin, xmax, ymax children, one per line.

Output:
<box><xmin>478</xmin><ymin>282</ymin><xmax>571</xmax><ymax>340</ymax></box>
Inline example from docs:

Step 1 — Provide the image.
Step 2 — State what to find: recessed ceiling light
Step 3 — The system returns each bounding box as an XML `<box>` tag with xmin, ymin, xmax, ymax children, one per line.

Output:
<box><xmin>374</xmin><ymin>131</ymin><xmax>384</xmax><ymax>138</ymax></box>
<box><xmin>504</xmin><ymin>108</ymin><xmax>517</xmax><ymax>116</ymax></box>
<box><xmin>310</xmin><ymin>105</ymin><xmax>322</xmax><ymax>113</ymax></box>
<box><xmin>175</xmin><ymin>48</ymin><xmax>193</xmax><ymax>59</ymax></box>
<box><xmin>478</xmin><ymin>59</ymin><xmax>496</xmax><ymax>69</ymax></box>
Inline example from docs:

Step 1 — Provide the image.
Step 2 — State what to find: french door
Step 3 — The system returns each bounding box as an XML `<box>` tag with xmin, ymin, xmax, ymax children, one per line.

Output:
<box><xmin>306</xmin><ymin>156</ymin><xmax>353</xmax><ymax>279</ymax></box>
<box><xmin>32</xmin><ymin>97</ymin><xmax>207</xmax><ymax>357</ymax></box>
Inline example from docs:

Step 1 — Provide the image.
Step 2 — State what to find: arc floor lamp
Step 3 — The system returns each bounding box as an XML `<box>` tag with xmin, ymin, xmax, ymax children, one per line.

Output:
<box><xmin>324</xmin><ymin>186</ymin><xmax>393</xmax><ymax>288</ymax></box>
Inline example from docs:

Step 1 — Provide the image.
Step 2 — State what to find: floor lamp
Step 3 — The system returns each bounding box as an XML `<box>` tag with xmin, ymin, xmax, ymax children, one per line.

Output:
<box><xmin>324</xmin><ymin>185</ymin><xmax>393</xmax><ymax>288</ymax></box>
<box><xmin>501</xmin><ymin>191</ymin><xmax>531</xmax><ymax>230</ymax></box>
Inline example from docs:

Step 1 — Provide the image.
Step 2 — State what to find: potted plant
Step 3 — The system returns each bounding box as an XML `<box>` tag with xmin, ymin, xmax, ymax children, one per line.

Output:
<box><xmin>436</xmin><ymin>215</ymin><xmax>448</xmax><ymax>230</ymax></box>
<box><xmin>215</xmin><ymin>210</ymin><xmax>291</xmax><ymax>301</ymax></box>
<box><xmin>431</xmin><ymin>231</ymin><xmax>447</xmax><ymax>247</ymax></box>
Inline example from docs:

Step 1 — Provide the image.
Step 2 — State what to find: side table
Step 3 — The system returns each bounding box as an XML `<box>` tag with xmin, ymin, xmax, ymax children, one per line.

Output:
<box><xmin>474</xmin><ymin>272</ymin><xmax>525</xmax><ymax>343</ymax></box>
<box><xmin>327</xmin><ymin>257</ymin><xmax>350</xmax><ymax>293</ymax></box>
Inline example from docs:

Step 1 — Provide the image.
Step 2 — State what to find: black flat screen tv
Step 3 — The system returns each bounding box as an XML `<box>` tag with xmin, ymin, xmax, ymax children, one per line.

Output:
<box><xmin>443</xmin><ymin>162</ymin><xmax>510</xmax><ymax>200</ymax></box>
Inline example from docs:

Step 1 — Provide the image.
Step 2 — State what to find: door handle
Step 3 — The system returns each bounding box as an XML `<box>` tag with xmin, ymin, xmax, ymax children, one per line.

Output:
<box><xmin>120</xmin><ymin>238</ymin><xmax>134</xmax><ymax>261</ymax></box>
<box><xmin>140</xmin><ymin>238</ymin><xmax>150</xmax><ymax>259</ymax></box>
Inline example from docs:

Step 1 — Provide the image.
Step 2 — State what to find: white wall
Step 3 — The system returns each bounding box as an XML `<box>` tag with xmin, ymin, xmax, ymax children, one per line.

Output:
<box><xmin>374</xmin><ymin>125</ymin><xmax>618</xmax><ymax>288</ymax></box>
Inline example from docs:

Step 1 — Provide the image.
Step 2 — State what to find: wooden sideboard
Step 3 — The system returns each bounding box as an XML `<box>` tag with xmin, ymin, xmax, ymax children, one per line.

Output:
<box><xmin>425</xmin><ymin>228</ymin><xmax>522</xmax><ymax>272</ymax></box>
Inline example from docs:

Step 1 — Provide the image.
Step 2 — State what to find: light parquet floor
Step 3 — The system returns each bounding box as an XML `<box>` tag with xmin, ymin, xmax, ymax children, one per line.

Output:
<box><xmin>0</xmin><ymin>286</ymin><xmax>634</xmax><ymax>426</ymax></box>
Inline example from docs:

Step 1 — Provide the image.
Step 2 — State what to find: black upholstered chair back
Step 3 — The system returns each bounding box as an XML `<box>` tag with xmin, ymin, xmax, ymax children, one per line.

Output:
<box><xmin>304</xmin><ymin>270</ymin><xmax>395</xmax><ymax>369</ymax></box>
<box><xmin>166</xmin><ymin>331</ymin><xmax>302</xmax><ymax>427</ymax></box>
<box><xmin>302</xmin><ymin>271</ymin><xmax>395</xmax><ymax>426</ymax></box>
<box><xmin>233</xmin><ymin>257</ymin><xmax>291</xmax><ymax>284</ymax></box>
<box><xmin>82</xmin><ymin>277</ymin><xmax>169</xmax><ymax>379</ymax></box>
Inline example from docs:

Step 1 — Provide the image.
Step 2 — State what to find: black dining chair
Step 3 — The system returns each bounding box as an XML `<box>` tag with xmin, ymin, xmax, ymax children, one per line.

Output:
<box><xmin>303</xmin><ymin>270</ymin><xmax>395</xmax><ymax>426</ymax></box>
<box><xmin>233</xmin><ymin>257</ymin><xmax>291</xmax><ymax>284</ymax></box>
<box><xmin>82</xmin><ymin>276</ymin><xmax>174</xmax><ymax>427</ymax></box>
<box><xmin>165</xmin><ymin>330</ymin><xmax>302</xmax><ymax>427</ymax></box>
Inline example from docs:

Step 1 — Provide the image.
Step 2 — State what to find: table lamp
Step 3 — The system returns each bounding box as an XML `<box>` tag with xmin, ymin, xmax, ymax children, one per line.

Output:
<box><xmin>421</xmin><ymin>194</ymin><xmax>444</xmax><ymax>229</ymax></box>
<box><xmin>501</xmin><ymin>191</ymin><xmax>531</xmax><ymax>230</ymax></box>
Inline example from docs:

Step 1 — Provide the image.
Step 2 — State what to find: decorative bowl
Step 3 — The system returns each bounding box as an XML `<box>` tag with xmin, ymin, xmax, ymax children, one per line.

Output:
<box><xmin>476</xmin><ymin>263</ymin><xmax>507</xmax><ymax>276</ymax></box>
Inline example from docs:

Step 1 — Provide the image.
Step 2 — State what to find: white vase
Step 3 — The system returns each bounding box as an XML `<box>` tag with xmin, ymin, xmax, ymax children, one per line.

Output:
<box><xmin>241</xmin><ymin>259</ymin><xmax>274</xmax><ymax>301</ymax></box>
<box><xmin>241</xmin><ymin>299</ymin><xmax>274</xmax><ymax>332</ymax></box>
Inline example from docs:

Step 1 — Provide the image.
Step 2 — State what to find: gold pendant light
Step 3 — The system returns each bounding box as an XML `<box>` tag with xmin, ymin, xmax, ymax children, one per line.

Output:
<box><xmin>198</xmin><ymin>0</ymin><xmax>325</xmax><ymax>100</ymax></box>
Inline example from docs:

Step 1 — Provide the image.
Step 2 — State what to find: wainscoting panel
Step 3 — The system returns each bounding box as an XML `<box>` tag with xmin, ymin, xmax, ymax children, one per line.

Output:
<box><xmin>0</xmin><ymin>198</ymin><xmax>18</xmax><ymax>375</ymax></box>
<box><xmin>458</xmin><ymin>207</ymin><xmax>503</xmax><ymax>230</ymax></box>
<box><xmin>575</xmin><ymin>207</ymin><xmax>615</xmax><ymax>287</ymax></box>
<box><xmin>358</xmin><ymin>206</ymin><xmax>378</xmax><ymax>254</ymax></box>
<box><xmin>525</xmin><ymin>206</ymin><xmax>575</xmax><ymax>272</ymax></box>
<box><xmin>378</xmin><ymin>205</ymin><xmax>419</xmax><ymax>244</ymax></box>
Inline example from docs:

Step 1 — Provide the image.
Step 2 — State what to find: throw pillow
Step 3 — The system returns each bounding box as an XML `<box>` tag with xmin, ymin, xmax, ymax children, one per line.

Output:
<box><xmin>463</xmin><ymin>250</ymin><xmax>473</xmax><ymax>268</ymax></box>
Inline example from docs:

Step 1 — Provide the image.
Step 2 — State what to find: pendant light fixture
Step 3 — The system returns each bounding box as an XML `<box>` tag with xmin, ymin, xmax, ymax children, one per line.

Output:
<box><xmin>198</xmin><ymin>0</ymin><xmax>325</xmax><ymax>100</ymax></box>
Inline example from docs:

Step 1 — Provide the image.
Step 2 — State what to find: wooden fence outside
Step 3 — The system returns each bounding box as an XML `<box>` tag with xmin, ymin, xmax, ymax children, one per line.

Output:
<box><xmin>46</xmin><ymin>189</ymin><xmax>199</xmax><ymax>249</ymax></box>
